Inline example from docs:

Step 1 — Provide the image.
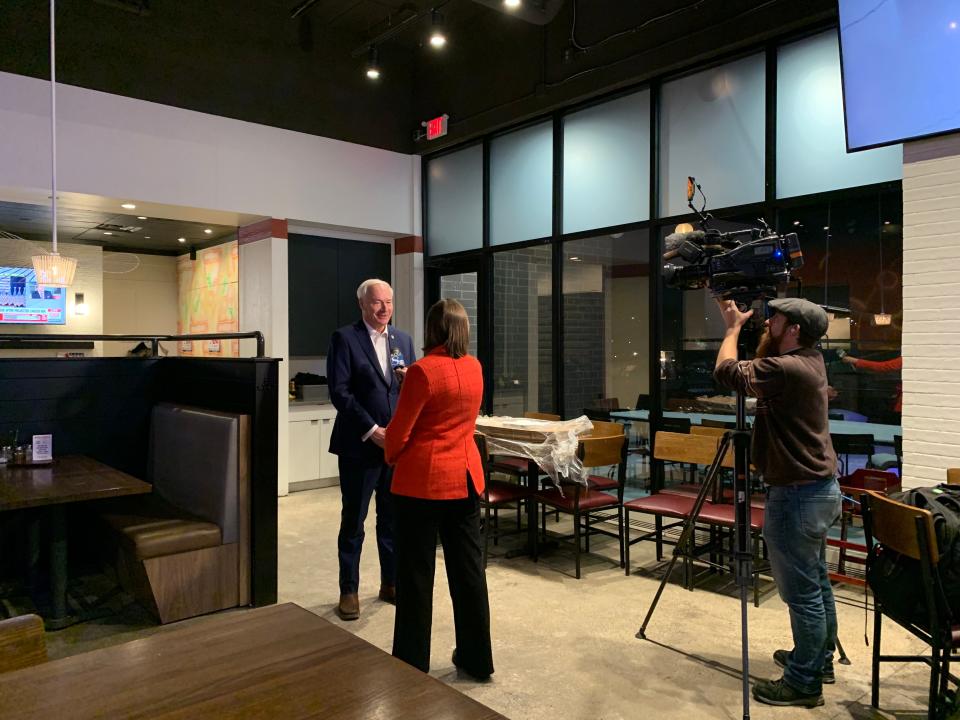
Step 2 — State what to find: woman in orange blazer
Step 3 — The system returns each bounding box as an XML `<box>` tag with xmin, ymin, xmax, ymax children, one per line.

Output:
<box><xmin>385</xmin><ymin>298</ymin><xmax>493</xmax><ymax>680</ymax></box>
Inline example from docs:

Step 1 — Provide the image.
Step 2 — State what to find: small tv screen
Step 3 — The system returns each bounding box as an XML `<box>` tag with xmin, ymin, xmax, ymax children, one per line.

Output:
<box><xmin>0</xmin><ymin>266</ymin><xmax>67</xmax><ymax>325</ymax></box>
<box><xmin>838</xmin><ymin>0</ymin><xmax>960</xmax><ymax>151</ymax></box>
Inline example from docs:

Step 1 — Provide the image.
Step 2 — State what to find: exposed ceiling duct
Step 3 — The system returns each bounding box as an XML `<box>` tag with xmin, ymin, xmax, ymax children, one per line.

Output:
<box><xmin>468</xmin><ymin>0</ymin><xmax>564</xmax><ymax>25</ymax></box>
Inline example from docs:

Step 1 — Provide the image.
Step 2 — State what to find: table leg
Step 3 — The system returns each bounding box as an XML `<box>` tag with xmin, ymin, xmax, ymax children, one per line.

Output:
<box><xmin>45</xmin><ymin>504</ymin><xmax>73</xmax><ymax>630</ymax></box>
<box><xmin>26</xmin><ymin>511</ymin><xmax>41</xmax><ymax>593</ymax></box>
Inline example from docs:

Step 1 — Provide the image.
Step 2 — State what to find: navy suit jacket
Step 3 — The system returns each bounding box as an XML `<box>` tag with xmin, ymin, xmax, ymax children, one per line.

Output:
<box><xmin>327</xmin><ymin>320</ymin><xmax>416</xmax><ymax>464</ymax></box>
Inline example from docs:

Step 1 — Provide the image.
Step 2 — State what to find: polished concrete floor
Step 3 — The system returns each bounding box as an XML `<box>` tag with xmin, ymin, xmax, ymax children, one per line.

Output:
<box><xmin>279</xmin><ymin>486</ymin><xmax>936</xmax><ymax>720</ymax></box>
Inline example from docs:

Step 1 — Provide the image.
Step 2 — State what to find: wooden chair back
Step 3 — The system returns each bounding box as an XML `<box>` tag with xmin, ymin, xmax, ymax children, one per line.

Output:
<box><xmin>585</xmin><ymin>420</ymin><xmax>624</xmax><ymax>438</ymax></box>
<box><xmin>524</xmin><ymin>411</ymin><xmax>561</xmax><ymax>421</ymax></box>
<box><xmin>863</xmin><ymin>490</ymin><xmax>939</xmax><ymax>564</ymax></box>
<box><xmin>0</xmin><ymin>614</ymin><xmax>46</xmax><ymax>674</ymax></box>
<box><xmin>691</xmin><ymin>425</ymin><xmax>727</xmax><ymax>438</ymax></box>
<box><xmin>654</xmin><ymin>431</ymin><xmax>733</xmax><ymax>468</ymax></box>
<box><xmin>947</xmin><ymin>468</ymin><xmax>960</xmax><ymax>485</ymax></box>
<box><xmin>579</xmin><ymin>433</ymin><xmax>627</xmax><ymax>468</ymax></box>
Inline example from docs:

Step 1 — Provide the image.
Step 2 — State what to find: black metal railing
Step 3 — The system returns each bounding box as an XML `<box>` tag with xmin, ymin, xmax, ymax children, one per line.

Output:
<box><xmin>0</xmin><ymin>331</ymin><xmax>266</xmax><ymax>358</ymax></box>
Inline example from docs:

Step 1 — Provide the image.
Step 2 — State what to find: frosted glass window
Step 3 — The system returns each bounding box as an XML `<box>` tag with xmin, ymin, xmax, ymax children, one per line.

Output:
<box><xmin>427</xmin><ymin>145</ymin><xmax>483</xmax><ymax>256</ymax></box>
<box><xmin>563</xmin><ymin>90</ymin><xmax>650</xmax><ymax>233</ymax></box>
<box><xmin>660</xmin><ymin>53</ymin><xmax>766</xmax><ymax>218</ymax></box>
<box><xmin>490</xmin><ymin>122</ymin><xmax>553</xmax><ymax>245</ymax></box>
<box><xmin>777</xmin><ymin>30</ymin><xmax>902</xmax><ymax>199</ymax></box>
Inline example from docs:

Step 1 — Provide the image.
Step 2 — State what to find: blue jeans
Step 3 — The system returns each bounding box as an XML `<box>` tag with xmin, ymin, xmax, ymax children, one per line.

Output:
<box><xmin>763</xmin><ymin>477</ymin><xmax>842</xmax><ymax>694</ymax></box>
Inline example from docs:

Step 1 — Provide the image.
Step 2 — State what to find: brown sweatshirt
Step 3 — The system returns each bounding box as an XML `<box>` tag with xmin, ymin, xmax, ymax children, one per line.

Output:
<box><xmin>713</xmin><ymin>348</ymin><xmax>837</xmax><ymax>486</ymax></box>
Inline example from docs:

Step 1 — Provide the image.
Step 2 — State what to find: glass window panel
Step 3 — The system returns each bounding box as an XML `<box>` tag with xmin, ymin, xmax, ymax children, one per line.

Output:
<box><xmin>777</xmin><ymin>30</ymin><xmax>902</xmax><ymax>199</ymax></box>
<box><xmin>563</xmin><ymin>230</ymin><xmax>650</xmax><ymax>490</ymax></box>
<box><xmin>660</xmin><ymin>54</ymin><xmax>766</xmax><ymax>218</ymax></box>
<box><xmin>427</xmin><ymin>145</ymin><xmax>483</xmax><ymax>256</ymax></box>
<box><xmin>776</xmin><ymin>190</ymin><xmax>902</xmax><ymax>427</ymax></box>
<box><xmin>490</xmin><ymin>122</ymin><xmax>553</xmax><ymax>246</ymax></box>
<box><xmin>492</xmin><ymin>245</ymin><xmax>553</xmax><ymax>415</ymax></box>
<box><xmin>563</xmin><ymin>91</ymin><xmax>651</xmax><ymax>233</ymax></box>
<box><xmin>438</xmin><ymin>272</ymin><xmax>479</xmax><ymax>357</ymax></box>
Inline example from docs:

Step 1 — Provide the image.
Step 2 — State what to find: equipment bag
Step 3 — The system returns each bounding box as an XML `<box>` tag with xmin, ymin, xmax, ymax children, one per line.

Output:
<box><xmin>866</xmin><ymin>484</ymin><xmax>960</xmax><ymax>625</ymax></box>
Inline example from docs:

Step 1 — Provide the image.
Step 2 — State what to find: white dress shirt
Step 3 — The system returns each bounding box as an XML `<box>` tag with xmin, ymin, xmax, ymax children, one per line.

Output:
<box><xmin>361</xmin><ymin>320</ymin><xmax>390</xmax><ymax>441</ymax></box>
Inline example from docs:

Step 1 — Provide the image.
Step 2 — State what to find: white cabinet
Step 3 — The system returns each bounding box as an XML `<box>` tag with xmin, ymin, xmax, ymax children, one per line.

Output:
<box><xmin>318</xmin><ymin>416</ymin><xmax>338</xmax><ymax>479</ymax></box>
<box><xmin>289</xmin><ymin>419</ymin><xmax>322</xmax><ymax>484</ymax></box>
<box><xmin>288</xmin><ymin>405</ymin><xmax>339</xmax><ymax>487</ymax></box>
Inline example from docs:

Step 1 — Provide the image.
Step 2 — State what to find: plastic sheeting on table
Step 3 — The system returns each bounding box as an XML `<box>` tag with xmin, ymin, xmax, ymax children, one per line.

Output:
<box><xmin>475</xmin><ymin>415</ymin><xmax>593</xmax><ymax>488</ymax></box>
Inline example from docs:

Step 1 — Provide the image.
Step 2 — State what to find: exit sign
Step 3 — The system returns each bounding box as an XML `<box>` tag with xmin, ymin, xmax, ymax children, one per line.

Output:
<box><xmin>425</xmin><ymin>114</ymin><xmax>449</xmax><ymax>140</ymax></box>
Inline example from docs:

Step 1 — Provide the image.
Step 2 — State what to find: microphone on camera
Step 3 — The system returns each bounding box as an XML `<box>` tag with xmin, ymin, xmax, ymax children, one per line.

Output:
<box><xmin>663</xmin><ymin>230</ymin><xmax>707</xmax><ymax>261</ymax></box>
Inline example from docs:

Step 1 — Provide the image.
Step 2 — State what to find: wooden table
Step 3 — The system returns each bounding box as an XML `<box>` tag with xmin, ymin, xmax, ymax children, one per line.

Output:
<box><xmin>0</xmin><ymin>603</ymin><xmax>508</xmax><ymax>720</ymax></box>
<box><xmin>0</xmin><ymin>456</ymin><xmax>152</xmax><ymax>628</ymax></box>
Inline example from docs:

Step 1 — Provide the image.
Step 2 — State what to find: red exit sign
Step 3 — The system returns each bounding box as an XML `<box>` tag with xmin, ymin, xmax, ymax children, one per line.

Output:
<box><xmin>424</xmin><ymin>114</ymin><xmax>449</xmax><ymax>140</ymax></box>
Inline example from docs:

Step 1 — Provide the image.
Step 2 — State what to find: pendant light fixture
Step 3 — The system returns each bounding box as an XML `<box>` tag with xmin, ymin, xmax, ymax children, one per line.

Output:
<box><xmin>872</xmin><ymin>206</ymin><xmax>892</xmax><ymax>326</ymax></box>
<box><xmin>32</xmin><ymin>0</ymin><xmax>78</xmax><ymax>288</ymax></box>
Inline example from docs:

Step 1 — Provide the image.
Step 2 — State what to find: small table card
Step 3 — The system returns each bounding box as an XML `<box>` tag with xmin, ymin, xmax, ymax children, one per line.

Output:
<box><xmin>32</xmin><ymin>434</ymin><xmax>53</xmax><ymax>463</ymax></box>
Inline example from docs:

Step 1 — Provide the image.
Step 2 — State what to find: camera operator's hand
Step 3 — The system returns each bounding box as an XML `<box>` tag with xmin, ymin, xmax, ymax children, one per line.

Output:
<box><xmin>716</xmin><ymin>299</ymin><xmax>754</xmax><ymax>333</ymax></box>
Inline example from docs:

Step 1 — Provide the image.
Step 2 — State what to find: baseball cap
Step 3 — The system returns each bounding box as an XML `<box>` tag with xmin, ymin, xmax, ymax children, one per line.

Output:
<box><xmin>767</xmin><ymin>298</ymin><xmax>829</xmax><ymax>339</ymax></box>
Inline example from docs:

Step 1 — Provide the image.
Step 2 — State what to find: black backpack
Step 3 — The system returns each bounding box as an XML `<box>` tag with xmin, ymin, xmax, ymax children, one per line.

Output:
<box><xmin>865</xmin><ymin>484</ymin><xmax>960</xmax><ymax>625</ymax></box>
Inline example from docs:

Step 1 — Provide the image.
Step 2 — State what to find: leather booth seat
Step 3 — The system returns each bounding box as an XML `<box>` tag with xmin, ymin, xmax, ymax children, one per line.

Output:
<box><xmin>100</xmin><ymin>494</ymin><xmax>221</xmax><ymax>560</ymax></box>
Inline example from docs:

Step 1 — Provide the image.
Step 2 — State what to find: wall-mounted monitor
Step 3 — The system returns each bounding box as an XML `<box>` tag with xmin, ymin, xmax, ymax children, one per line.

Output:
<box><xmin>838</xmin><ymin>0</ymin><xmax>960</xmax><ymax>151</ymax></box>
<box><xmin>0</xmin><ymin>266</ymin><xmax>67</xmax><ymax>325</ymax></box>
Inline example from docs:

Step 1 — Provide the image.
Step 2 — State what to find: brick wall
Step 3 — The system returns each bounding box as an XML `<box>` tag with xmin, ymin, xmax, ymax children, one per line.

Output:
<box><xmin>439</xmin><ymin>272</ymin><xmax>478</xmax><ymax>357</ymax></box>
<box><xmin>902</xmin><ymin>133</ymin><xmax>960</xmax><ymax>487</ymax></box>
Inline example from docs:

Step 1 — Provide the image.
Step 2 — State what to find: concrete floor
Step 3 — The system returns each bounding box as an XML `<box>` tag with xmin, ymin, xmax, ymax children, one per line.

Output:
<box><xmin>279</xmin><ymin>486</ymin><xmax>936</xmax><ymax>720</ymax></box>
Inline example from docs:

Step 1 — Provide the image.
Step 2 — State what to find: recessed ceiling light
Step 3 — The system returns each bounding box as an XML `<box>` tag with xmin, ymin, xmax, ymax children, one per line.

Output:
<box><xmin>823</xmin><ymin>226</ymin><xmax>830</xmax><ymax>231</ymax></box>
<box><xmin>103</xmin><ymin>231</ymin><xmax>113</xmax><ymax>236</ymax></box>
<box><xmin>204</xmin><ymin>228</ymin><xmax>213</xmax><ymax>234</ymax></box>
<box><xmin>178</xmin><ymin>237</ymin><xmax>186</xmax><ymax>243</ymax></box>
<box><xmin>137</xmin><ymin>216</ymin><xmax>147</xmax><ymax>220</ymax></box>
<box><xmin>793</xmin><ymin>220</ymin><xmax>801</xmax><ymax>226</ymax></box>
<box><xmin>569</xmin><ymin>256</ymin><xmax>581</xmax><ymax>261</ymax></box>
<box><xmin>883</xmin><ymin>220</ymin><xmax>891</xmax><ymax>225</ymax></box>
<box><xmin>504</xmin><ymin>0</ymin><xmax>521</xmax><ymax>8</ymax></box>
<box><xmin>366</xmin><ymin>46</ymin><xmax>381</xmax><ymax>80</ymax></box>
<box><xmin>121</xmin><ymin>203</ymin><xmax>136</xmax><ymax>210</ymax></box>
<box><xmin>145</xmin><ymin>236</ymin><xmax>151</xmax><ymax>239</ymax></box>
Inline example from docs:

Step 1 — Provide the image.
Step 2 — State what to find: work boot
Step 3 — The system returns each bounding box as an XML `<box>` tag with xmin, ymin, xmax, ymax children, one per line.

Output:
<box><xmin>773</xmin><ymin>648</ymin><xmax>835</xmax><ymax>684</ymax></box>
<box><xmin>752</xmin><ymin>677</ymin><xmax>824</xmax><ymax>708</ymax></box>
<box><xmin>336</xmin><ymin>593</ymin><xmax>360</xmax><ymax>621</ymax></box>
<box><xmin>378</xmin><ymin>584</ymin><xmax>396</xmax><ymax>605</ymax></box>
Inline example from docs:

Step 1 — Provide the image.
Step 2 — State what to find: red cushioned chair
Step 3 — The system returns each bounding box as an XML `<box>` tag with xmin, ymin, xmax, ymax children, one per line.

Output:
<box><xmin>534</xmin><ymin>433</ymin><xmax>627</xmax><ymax>579</ymax></box>
<box><xmin>476</xmin><ymin>434</ymin><xmax>533</xmax><ymax>567</ymax></box>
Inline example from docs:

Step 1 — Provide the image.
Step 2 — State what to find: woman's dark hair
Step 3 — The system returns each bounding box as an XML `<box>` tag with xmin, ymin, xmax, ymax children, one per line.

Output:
<box><xmin>424</xmin><ymin>298</ymin><xmax>470</xmax><ymax>359</ymax></box>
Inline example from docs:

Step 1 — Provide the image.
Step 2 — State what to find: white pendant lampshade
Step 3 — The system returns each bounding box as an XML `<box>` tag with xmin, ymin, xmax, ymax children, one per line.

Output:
<box><xmin>33</xmin><ymin>0</ymin><xmax>77</xmax><ymax>288</ymax></box>
<box><xmin>32</xmin><ymin>251</ymin><xmax>77</xmax><ymax>286</ymax></box>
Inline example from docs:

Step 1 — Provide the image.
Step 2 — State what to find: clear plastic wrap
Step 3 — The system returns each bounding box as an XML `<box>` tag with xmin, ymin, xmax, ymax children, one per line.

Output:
<box><xmin>475</xmin><ymin>415</ymin><xmax>594</xmax><ymax>488</ymax></box>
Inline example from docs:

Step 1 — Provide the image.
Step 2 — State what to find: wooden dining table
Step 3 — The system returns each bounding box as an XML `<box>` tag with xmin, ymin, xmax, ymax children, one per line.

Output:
<box><xmin>0</xmin><ymin>455</ymin><xmax>152</xmax><ymax>629</ymax></box>
<box><xmin>0</xmin><ymin>602</ymin><xmax>508</xmax><ymax>720</ymax></box>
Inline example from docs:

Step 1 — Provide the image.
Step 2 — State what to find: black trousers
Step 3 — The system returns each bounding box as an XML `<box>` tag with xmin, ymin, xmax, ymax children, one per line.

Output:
<box><xmin>337</xmin><ymin>458</ymin><xmax>395</xmax><ymax>595</ymax></box>
<box><xmin>392</xmin><ymin>485</ymin><xmax>494</xmax><ymax>677</ymax></box>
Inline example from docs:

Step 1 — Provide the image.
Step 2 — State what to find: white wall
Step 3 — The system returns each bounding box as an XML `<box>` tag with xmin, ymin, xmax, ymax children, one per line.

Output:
<box><xmin>0</xmin><ymin>71</ymin><xmax>419</xmax><ymax>236</ymax></box>
<box><xmin>0</xmin><ymin>239</ymin><xmax>102</xmax><ymax>357</ymax></box>
<box><xmin>102</xmin><ymin>252</ymin><xmax>178</xmax><ymax>357</ymax></box>
<box><xmin>901</xmin><ymin>133</ymin><xmax>960</xmax><ymax>487</ymax></box>
<box><xmin>240</xmin><ymin>236</ymin><xmax>290</xmax><ymax>495</ymax></box>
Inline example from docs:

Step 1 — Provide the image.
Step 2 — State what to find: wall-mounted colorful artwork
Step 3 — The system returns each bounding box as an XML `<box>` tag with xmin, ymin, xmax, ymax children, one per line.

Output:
<box><xmin>177</xmin><ymin>241</ymin><xmax>239</xmax><ymax>357</ymax></box>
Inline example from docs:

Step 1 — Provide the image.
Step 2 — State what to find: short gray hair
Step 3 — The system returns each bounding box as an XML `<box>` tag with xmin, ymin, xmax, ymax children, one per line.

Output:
<box><xmin>357</xmin><ymin>278</ymin><xmax>392</xmax><ymax>301</ymax></box>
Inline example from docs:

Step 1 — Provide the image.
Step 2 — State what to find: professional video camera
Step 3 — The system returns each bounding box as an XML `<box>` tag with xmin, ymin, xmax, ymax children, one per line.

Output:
<box><xmin>662</xmin><ymin>177</ymin><xmax>804</xmax><ymax>302</ymax></box>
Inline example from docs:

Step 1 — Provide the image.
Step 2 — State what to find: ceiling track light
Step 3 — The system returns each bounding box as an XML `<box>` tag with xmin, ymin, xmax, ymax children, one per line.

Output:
<box><xmin>365</xmin><ymin>46</ymin><xmax>381</xmax><ymax>80</ymax></box>
<box><xmin>429</xmin><ymin>9</ymin><xmax>446</xmax><ymax>48</ymax></box>
<box><xmin>503</xmin><ymin>0</ymin><xmax>521</xmax><ymax>8</ymax></box>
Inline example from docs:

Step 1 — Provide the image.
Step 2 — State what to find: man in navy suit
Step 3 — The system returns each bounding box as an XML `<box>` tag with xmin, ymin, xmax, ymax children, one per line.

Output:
<box><xmin>327</xmin><ymin>278</ymin><xmax>416</xmax><ymax>621</ymax></box>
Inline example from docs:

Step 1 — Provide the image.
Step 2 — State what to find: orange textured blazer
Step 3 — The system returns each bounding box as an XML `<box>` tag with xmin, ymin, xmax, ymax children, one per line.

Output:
<box><xmin>385</xmin><ymin>347</ymin><xmax>485</xmax><ymax>500</ymax></box>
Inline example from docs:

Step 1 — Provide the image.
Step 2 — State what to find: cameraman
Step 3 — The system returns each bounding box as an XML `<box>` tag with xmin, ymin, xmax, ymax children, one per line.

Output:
<box><xmin>713</xmin><ymin>297</ymin><xmax>840</xmax><ymax>709</ymax></box>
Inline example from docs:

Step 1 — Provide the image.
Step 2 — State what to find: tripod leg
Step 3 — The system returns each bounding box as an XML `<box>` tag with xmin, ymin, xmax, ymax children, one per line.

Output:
<box><xmin>836</xmin><ymin>636</ymin><xmax>851</xmax><ymax>666</ymax></box>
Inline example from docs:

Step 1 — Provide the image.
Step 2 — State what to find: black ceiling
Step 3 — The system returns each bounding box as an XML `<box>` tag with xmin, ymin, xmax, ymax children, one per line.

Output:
<box><xmin>0</xmin><ymin>200</ymin><xmax>236</xmax><ymax>255</ymax></box>
<box><xmin>0</xmin><ymin>0</ymin><xmax>837</xmax><ymax>155</ymax></box>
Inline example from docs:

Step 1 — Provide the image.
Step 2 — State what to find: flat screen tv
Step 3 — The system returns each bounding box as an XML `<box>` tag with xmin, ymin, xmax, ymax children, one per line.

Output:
<box><xmin>0</xmin><ymin>266</ymin><xmax>67</xmax><ymax>325</ymax></box>
<box><xmin>838</xmin><ymin>0</ymin><xmax>960</xmax><ymax>151</ymax></box>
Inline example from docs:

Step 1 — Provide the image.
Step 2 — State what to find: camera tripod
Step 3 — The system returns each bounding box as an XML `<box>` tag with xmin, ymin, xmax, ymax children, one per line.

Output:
<box><xmin>635</xmin><ymin>313</ymin><xmax>848</xmax><ymax>719</ymax></box>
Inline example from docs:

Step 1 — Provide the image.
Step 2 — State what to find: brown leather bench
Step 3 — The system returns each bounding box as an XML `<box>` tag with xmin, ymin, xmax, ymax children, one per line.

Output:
<box><xmin>99</xmin><ymin>403</ymin><xmax>250</xmax><ymax>623</ymax></box>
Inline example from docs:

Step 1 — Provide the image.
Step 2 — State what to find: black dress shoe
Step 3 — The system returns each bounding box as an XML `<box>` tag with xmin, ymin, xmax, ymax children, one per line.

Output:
<box><xmin>378</xmin><ymin>584</ymin><xmax>396</xmax><ymax>605</ymax></box>
<box><xmin>451</xmin><ymin>649</ymin><xmax>491</xmax><ymax>682</ymax></box>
